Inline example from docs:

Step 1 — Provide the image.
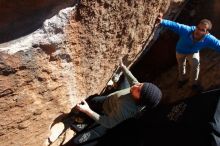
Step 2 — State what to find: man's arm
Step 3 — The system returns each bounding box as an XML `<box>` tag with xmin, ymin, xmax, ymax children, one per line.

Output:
<box><xmin>76</xmin><ymin>100</ymin><xmax>120</xmax><ymax>128</ymax></box>
<box><xmin>156</xmin><ymin>13</ymin><xmax>191</xmax><ymax>35</ymax></box>
<box><xmin>120</xmin><ymin>59</ymin><xmax>139</xmax><ymax>86</ymax></box>
<box><xmin>161</xmin><ymin>19</ymin><xmax>192</xmax><ymax>35</ymax></box>
<box><xmin>207</xmin><ymin>35</ymin><xmax>220</xmax><ymax>52</ymax></box>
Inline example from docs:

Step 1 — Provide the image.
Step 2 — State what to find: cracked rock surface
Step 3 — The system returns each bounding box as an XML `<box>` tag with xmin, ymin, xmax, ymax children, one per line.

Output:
<box><xmin>0</xmin><ymin>0</ymin><xmax>185</xmax><ymax>145</ymax></box>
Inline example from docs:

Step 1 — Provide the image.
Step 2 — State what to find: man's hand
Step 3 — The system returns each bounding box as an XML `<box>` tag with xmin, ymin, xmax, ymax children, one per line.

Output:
<box><xmin>76</xmin><ymin>100</ymin><xmax>91</xmax><ymax>114</ymax></box>
<box><xmin>119</xmin><ymin>58</ymin><xmax>126</xmax><ymax>68</ymax></box>
<box><xmin>156</xmin><ymin>13</ymin><xmax>163</xmax><ymax>24</ymax></box>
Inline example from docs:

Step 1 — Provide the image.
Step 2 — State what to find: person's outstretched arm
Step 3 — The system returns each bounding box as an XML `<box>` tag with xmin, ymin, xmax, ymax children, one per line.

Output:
<box><xmin>120</xmin><ymin>59</ymin><xmax>139</xmax><ymax>86</ymax></box>
<box><xmin>207</xmin><ymin>35</ymin><xmax>220</xmax><ymax>52</ymax></box>
<box><xmin>156</xmin><ymin>13</ymin><xmax>192</xmax><ymax>35</ymax></box>
<box><xmin>76</xmin><ymin>100</ymin><xmax>121</xmax><ymax>128</ymax></box>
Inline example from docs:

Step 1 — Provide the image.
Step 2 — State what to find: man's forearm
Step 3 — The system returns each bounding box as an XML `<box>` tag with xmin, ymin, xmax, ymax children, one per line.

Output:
<box><xmin>160</xmin><ymin>19</ymin><xmax>190</xmax><ymax>35</ymax></box>
<box><xmin>160</xmin><ymin>19</ymin><xmax>177</xmax><ymax>28</ymax></box>
<box><xmin>84</xmin><ymin>109</ymin><xmax>101</xmax><ymax>121</ymax></box>
<box><xmin>121</xmin><ymin>65</ymin><xmax>138</xmax><ymax>85</ymax></box>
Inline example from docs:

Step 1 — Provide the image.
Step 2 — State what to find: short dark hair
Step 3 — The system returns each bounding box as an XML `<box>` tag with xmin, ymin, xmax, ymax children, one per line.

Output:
<box><xmin>199</xmin><ymin>19</ymin><xmax>212</xmax><ymax>31</ymax></box>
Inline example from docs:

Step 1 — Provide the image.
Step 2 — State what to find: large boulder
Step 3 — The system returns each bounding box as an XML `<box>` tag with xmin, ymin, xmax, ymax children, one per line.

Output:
<box><xmin>0</xmin><ymin>0</ymin><xmax>186</xmax><ymax>145</ymax></box>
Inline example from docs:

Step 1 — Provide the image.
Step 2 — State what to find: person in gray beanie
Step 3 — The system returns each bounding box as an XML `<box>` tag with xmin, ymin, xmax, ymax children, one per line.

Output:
<box><xmin>139</xmin><ymin>82</ymin><xmax>162</xmax><ymax>108</ymax></box>
<box><xmin>67</xmin><ymin>59</ymin><xmax>162</xmax><ymax>146</ymax></box>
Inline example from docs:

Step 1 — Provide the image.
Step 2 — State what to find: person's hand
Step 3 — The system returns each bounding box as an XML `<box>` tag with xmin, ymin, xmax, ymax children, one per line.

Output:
<box><xmin>156</xmin><ymin>13</ymin><xmax>163</xmax><ymax>24</ymax></box>
<box><xmin>76</xmin><ymin>100</ymin><xmax>91</xmax><ymax>114</ymax></box>
<box><xmin>119</xmin><ymin>58</ymin><xmax>126</xmax><ymax>68</ymax></box>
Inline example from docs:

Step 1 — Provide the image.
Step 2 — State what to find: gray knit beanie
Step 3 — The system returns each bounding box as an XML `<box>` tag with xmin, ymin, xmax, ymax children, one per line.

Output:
<box><xmin>140</xmin><ymin>82</ymin><xmax>162</xmax><ymax>108</ymax></box>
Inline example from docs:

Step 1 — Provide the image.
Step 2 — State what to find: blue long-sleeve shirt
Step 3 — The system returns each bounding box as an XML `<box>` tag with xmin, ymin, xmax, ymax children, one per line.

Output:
<box><xmin>160</xmin><ymin>19</ymin><xmax>220</xmax><ymax>54</ymax></box>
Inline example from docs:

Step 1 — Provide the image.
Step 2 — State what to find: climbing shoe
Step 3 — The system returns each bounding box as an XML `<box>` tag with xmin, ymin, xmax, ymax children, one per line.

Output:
<box><xmin>70</xmin><ymin>122</ymin><xmax>89</xmax><ymax>133</ymax></box>
<box><xmin>69</xmin><ymin>115</ymin><xmax>94</xmax><ymax>133</ymax></box>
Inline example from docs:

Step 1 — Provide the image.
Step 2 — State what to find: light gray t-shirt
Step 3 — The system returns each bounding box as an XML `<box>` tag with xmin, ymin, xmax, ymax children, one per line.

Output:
<box><xmin>90</xmin><ymin>66</ymin><xmax>140</xmax><ymax>128</ymax></box>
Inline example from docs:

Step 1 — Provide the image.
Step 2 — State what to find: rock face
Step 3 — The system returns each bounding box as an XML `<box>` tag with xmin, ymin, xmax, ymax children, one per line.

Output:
<box><xmin>0</xmin><ymin>0</ymin><xmax>186</xmax><ymax>145</ymax></box>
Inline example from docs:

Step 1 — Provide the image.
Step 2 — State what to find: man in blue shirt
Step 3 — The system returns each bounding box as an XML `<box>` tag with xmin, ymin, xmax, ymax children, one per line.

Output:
<box><xmin>157</xmin><ymin>13</ymin><xmax>220</xmax><ymax>92</ymax></box>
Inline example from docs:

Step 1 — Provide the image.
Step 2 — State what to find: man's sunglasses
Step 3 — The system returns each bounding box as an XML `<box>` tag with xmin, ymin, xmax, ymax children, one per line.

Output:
<box><xmin>196</xmin><ymin>27</ymin><xmax>207</xmax><ymax>33</ymax></box>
